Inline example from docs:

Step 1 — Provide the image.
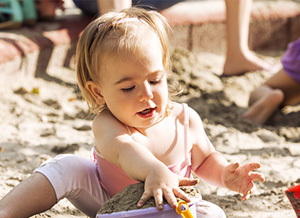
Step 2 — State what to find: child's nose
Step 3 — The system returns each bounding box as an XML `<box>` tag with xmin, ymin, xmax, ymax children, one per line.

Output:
<box><xmin>138</xmin><ymin>83</ymin><xmax>153</xmax><ymax>102</ymax></box>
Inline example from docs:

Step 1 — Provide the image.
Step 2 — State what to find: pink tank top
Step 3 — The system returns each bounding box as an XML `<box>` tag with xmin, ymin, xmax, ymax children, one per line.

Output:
<box><xmin>92</xmin><ymin>104</ymin><xmax>192</xmax><ymax>197</ymax></box>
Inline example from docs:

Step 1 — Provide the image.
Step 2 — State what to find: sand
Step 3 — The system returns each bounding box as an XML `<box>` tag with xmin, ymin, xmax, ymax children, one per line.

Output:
<box><xmin>97</xmin><ymin>183</ymin><xmax>201</xmax><ymax>215</ymax></box>
<box><xmin>0</xmin><ymin>47</ymin><xmax>300</xmax><ymax>218</ymax></box>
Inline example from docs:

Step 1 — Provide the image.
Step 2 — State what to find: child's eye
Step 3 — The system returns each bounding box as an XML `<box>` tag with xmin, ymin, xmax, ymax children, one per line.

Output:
<box><xmin>150</xmin><ymin>79</ymin><xmax>161</xmax><ymax>85</ymax></box>
<box><xmin>121</xmin><ymin>86</ymin><xmax>135</xmax><ymax>92</ymax></box>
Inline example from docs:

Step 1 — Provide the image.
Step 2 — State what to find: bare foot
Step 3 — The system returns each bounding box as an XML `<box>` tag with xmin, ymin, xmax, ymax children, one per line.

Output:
<box><xmin>242</xmin><ymin>89</ymin><xmax>284</xmax><ymax>125</ymax></box>
<box><xmin>223</xmin><ymin>51</ymin><xmax>274</xmax><ymax>76</ymax></box>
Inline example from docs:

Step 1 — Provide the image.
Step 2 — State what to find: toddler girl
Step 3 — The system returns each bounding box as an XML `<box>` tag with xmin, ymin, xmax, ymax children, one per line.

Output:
<box><xmin>0</xmin><ymin>7</ymin><xmax>264</xmax><ymax>218</ymax></box>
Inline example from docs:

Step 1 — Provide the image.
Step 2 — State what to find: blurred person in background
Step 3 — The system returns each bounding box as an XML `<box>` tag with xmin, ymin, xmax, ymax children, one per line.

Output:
<box><xmin>73</xmin><ymin>0</ymin><xmax>273</xmax><ymax>76</ymax></box>
<box><xmin>243</xmin><ymin>37</ymin><xmax>300</xmax><ymax>125</ymax></box>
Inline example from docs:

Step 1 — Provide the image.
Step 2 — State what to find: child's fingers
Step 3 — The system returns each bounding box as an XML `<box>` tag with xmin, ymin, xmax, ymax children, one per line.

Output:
<box><xmin>163</xmin><ymin>189</ymin><xmax>178</xmax><ymax>209</ymax></box>
<box><xmin>249</xmin><ymin>172</ymin><xmax>265</xmax><ymax>183</ymax></box>
<box><xmin>173</xmin><ymin>188</ymin><xmax>191</xmax><ymax>203</ymax></box>
<box><xmin>241</xmin><ymin>186</ymin><xmax>257</xmax><ymax>201</ymax></box>
<box><xmin>249</xmin><ymin>184</ymin><xmax>256</xmax><ymax>194</ymax></box>
<box><xmin>239</xmin><ymin>183</ymin><xmax>252</xmax><ymax>199</ymax></box>
<box><xmin>246</xmin><ymin>181</ymin><xmax>255</xmax><ymax>193</ymax></box>
<box><xmin>137</xmin><ymin>191</ymin><xmax>151</xmax><ymax>208</ymax></box>
<box><xmin>240</xmin><ymin>193</ymin><xmax>250</xmax><ymax>201</ymax></box>
<box><xmin>241</xmin><ymin>181</ymin><xmax>258</xmax><ymax>200</ymax></box>
<box><xmin>178</xmin><ymin>177</ymin><xmax>199</xmax><ymax>186</ymax></box>
<box><xmin>240</xmin><ymin>192</ymin><xmax>248</xmax><ymax>200</ymax></box>
<box><xmin>240</xmin><ymin>185</ymin><xmax>254</xmax><ymax>201</ymax></box>
<box><xmin>227</xmin><ymin>162</ymin><xmax>240</xmax><ymax>173</ymax></box>
<box><xmin>243</xmin><ymin>162</ymin><xmax>261</xmax><ymax>173</ymax></box>
<box><xmin>153</xmin><ymin>189</ymin><xmax>165</xmax><ymax>211</ymax></box>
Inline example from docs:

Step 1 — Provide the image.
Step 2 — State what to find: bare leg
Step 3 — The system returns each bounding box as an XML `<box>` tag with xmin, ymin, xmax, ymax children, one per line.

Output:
<box><xmin>223</xmin><ymin>0</ymin><xmax>272</xmax><ymax>76</ymax></box>
<box><xmin>242</xmin><ymin>85</ymin><xmax>284</xmax><ymax>125</ymax></box>
<box><xmin>266</xmin><ymin>71</ymin><xmax>300</xmax><ymax>107</ymax></box>
<box><xmin>0</xmin><ymin>173</ymin><xmax>57</xmax><ymax>218</ymax></box>
<box><xmin>243</xmin><ymin>68</ymin><xmax>300</xmax><ymax>124</ymax></box>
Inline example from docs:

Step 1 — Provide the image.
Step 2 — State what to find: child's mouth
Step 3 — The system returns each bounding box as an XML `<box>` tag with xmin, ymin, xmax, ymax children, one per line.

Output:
<box><xmin>138</xmin><ymin>108</ymin><xmax>155</xmax><ymax>118</ymax></box>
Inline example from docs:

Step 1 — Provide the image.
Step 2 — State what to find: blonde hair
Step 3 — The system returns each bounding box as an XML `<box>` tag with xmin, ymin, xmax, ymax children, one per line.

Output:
<box><xmin>76</xmin><ymin>7</ymin><xmax>172</xmax><ymax>114</ymax></box>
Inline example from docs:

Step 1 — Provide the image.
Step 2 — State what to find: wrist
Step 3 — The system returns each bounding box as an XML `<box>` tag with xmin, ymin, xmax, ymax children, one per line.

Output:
<box><xmin>220</xmin><ymin>167</ymin><xmax>226</xmax><ymax>188</ymax></box>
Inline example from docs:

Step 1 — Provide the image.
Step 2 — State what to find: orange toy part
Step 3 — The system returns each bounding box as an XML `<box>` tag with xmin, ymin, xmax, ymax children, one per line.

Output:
<box><xmin>175</xmin><ymin>200</ymin><xmax>194</xmax><ymax>218</ymax></box>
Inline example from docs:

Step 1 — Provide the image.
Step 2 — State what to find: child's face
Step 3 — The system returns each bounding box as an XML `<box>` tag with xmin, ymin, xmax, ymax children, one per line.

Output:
<box><xmin>96</xmin><ymin>33</ymin><xmax>169</xmax><ymax>129</ymax></box>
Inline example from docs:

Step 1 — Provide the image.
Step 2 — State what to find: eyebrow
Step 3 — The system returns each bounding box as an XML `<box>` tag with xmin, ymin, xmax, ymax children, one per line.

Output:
<box><xmin>114</xmin><ymin>70</ymin><xmax>165</xmax><ymax>85</ymax></box>
<box><xmin>114</xmin><ymin>77</ymin><xmax>133</xmax><ymax>85</ymax></box>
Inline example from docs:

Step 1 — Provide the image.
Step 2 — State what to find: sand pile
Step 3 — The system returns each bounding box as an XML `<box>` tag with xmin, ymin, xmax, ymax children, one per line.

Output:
<box><xmin>97</xmin><ymin>183</ymin><xmax>201</xmax><ymax>215</ymax></box>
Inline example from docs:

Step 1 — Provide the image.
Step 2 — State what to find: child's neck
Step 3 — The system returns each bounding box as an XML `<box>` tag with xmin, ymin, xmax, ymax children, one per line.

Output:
<box><xmin>133</xmin><ymin>110</ymin><xmax>170</xmax><ymax>136</ymax></box>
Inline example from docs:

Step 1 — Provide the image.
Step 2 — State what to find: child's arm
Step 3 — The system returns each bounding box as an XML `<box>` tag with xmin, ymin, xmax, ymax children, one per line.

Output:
<box><xmin>188</xmin><ymin>107</ymin><xmax>264</xmax><ymax>199</ymax></box>
<box><xmin>92</xmin><ymin>110</ymin><xmax>198</xmax><ymax>210</ymax></box>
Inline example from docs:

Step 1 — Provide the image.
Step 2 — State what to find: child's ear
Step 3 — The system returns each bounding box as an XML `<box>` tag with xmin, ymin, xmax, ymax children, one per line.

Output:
<box><xmin>86</xmin><ymin>81</ymin><xmax>106</xmax><ymax>105</ymax></box>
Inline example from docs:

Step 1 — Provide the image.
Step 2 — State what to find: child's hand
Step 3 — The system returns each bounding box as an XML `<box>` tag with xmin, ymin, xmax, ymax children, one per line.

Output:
<box><xmin>137</xmin><ymin>168</ymin><xmax>198</xmax><ymax>211</ymax></box>
<box><xmin>222</xmin><ymin>162</ymin><xmax>265</xmax><ymax>200</ymax></box>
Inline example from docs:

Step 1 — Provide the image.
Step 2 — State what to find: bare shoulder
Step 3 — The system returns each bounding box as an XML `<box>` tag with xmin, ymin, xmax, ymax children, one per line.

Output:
<box><xmin>187</xmin><ymin>106</ymin><xmax>202</xmax><ymax>123</ymax></box>
<box><xmin>169</xmin><ymin>102</ymin><xmax>183</xmax><ymax>115</ymax></box>
<box><xmin>92</xmin><ymin>109</ymin><xmax>133</xmax><ymax>162</ymax></box>
<box><xmin>169</xmin><ymin>102</ymin><xmax>201</xmax><ymax>126</ymax></box>
<box><xmin>179</xmin><ymin>103</ymin><xmax>204</xmax><ymax>130</ymax></box>
<box><xmin>168</xmin><ymin>102</ymin><xmax>185</xmax><ymax>122</ymax></box>
<box><xmin>92</xmin><ymin>109</ymin><xmax>129</xmax><ymax>142</ymax></box>
<box><xmin>170</xmin><ymin>102</ymin><xmax>200</xmax><ymax>119</ymax></box>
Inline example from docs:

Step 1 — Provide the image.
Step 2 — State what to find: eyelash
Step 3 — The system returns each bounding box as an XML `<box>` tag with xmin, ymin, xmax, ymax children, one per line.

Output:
<box><xmin>122</xmin><ymin>86</ymin><xmax>135</xmax><ymax>92</ymax></box>
<box><xmin>121</xmin><ymin>79</ymin><xmax>161</xmax><ymax>92</ymax></box>
<box><xmin>150</xmin><ymin>79</ymin><xmax>161</xmax><ymax>85</ymax></box>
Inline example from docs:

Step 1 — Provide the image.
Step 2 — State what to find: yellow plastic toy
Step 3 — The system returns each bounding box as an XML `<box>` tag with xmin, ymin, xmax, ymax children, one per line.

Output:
<box><xmin>175</xmin><ymin>200</ymin><xmax>194</xmax><ymax>218</ymax></box>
